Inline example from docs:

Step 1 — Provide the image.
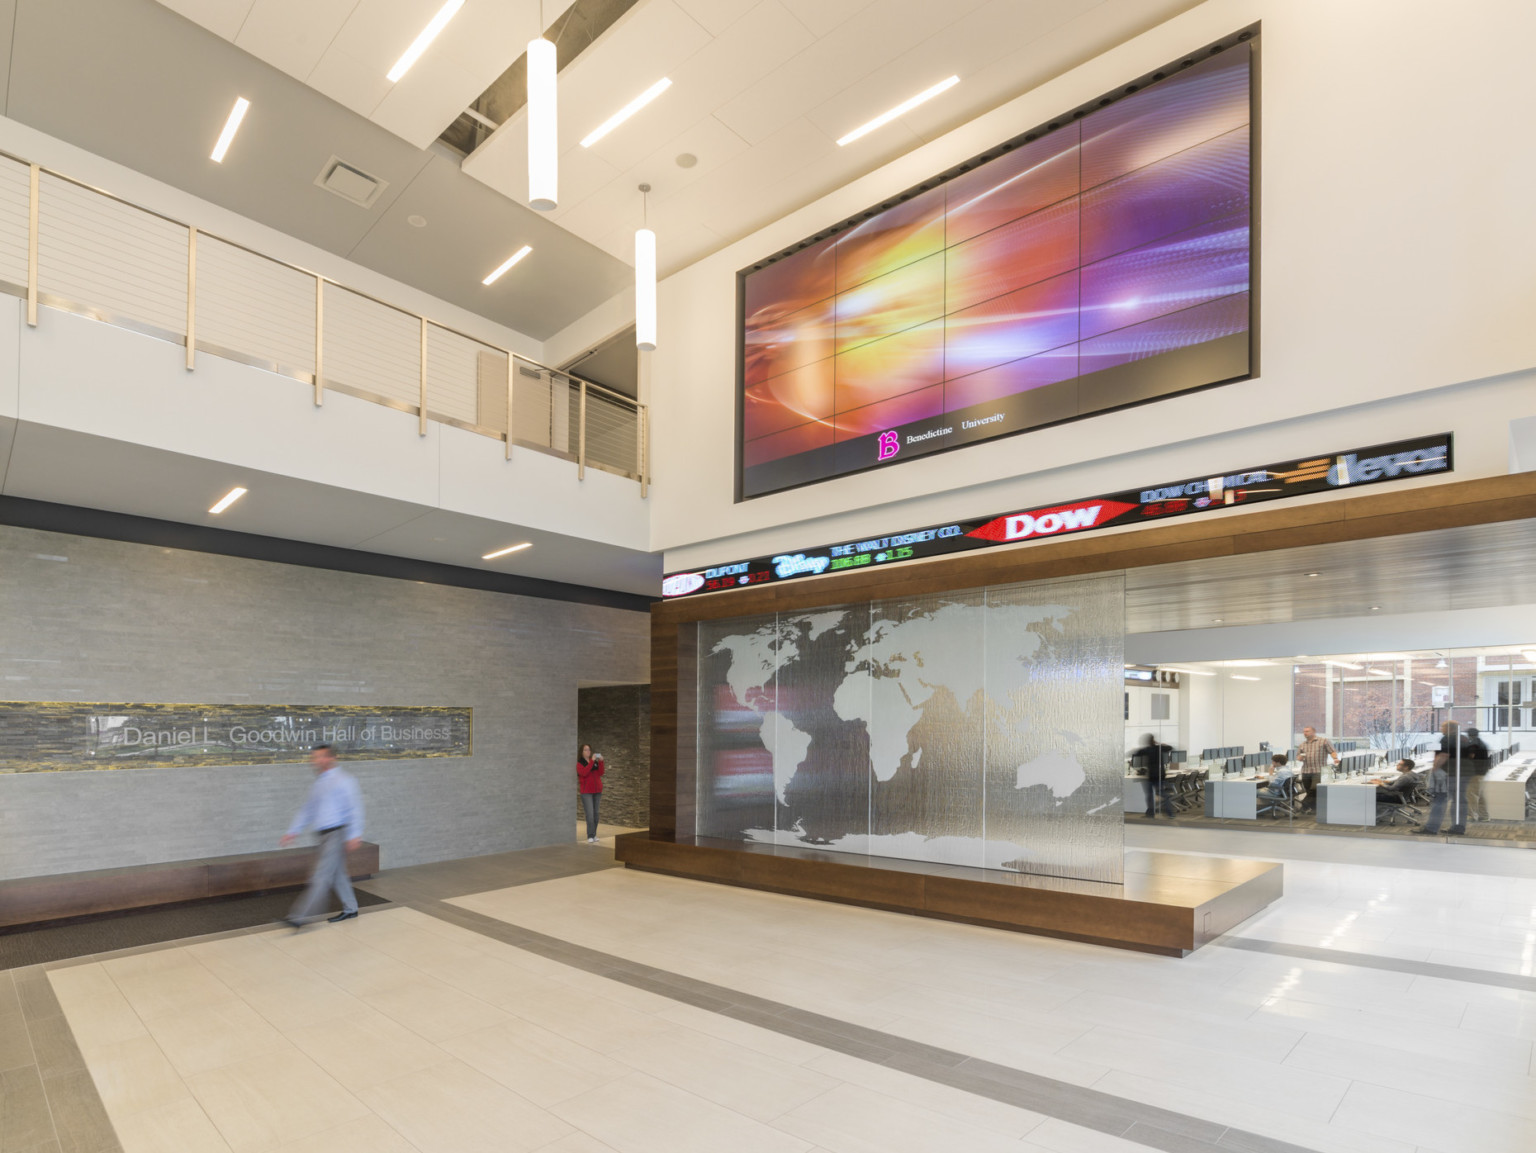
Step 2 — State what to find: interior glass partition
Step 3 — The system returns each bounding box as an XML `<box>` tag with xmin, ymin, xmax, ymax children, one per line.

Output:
<box><xmin>1123</xmin><ymin>646</ymin><xmax>1536</xmax><ymax>843</ymax></box>
<box><xmin>694</xmin><ymin>574</ymin><xmax>1126</xmax><ymax>884</ymax></box>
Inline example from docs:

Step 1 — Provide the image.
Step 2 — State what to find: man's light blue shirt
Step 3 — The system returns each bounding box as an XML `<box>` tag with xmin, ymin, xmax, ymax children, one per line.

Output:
<box><xmin>287</xmin><ymin>767</ymin><xmax>364</xmax><ymax>841</ymax></box>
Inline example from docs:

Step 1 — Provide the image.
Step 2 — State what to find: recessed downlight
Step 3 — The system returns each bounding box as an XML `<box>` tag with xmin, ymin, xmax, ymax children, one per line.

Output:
<box><xmin>837</xmin><ymin>75</ymin><xmax>960</xmax><ymax>146</ymax></box>
<box><xmin>387</xmin><ymin>0</ymin><xmax>465</xmax><ymax>83</ymax></box>
<box><xmin>482</xmin><ymin>542</ymin><xmax>532</xmax><ymax>560</ymax></box>
<box><xmin>1305</xmin><ymin>571</ymin><xmax>1321</xmax><ymax>578</ymax></box>
<box><xmin>210</xmin><ymin>97</ymin><xmax>250</xmax><ymax>163</ymax></box>
<box><xmin>581</xmin><ymin>77</ymin><xmax>673</xmax><ymax>148</ymax></box>
<box><xmin>209</xmin><ymin>486</ymin><xmax>247</xmax><ymax>514</ymax></box>
<box><xmin>482</xmin><ymin>245</ymin><xmax>532</xmax><ymax>285</ymax></box>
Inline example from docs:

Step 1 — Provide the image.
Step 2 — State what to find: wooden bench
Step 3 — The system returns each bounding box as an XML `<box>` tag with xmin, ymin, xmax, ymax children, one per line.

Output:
<box><xmin>0</xmin><ymin>841</ymin><xmax>380</xmax><ymax>929</ymax></box>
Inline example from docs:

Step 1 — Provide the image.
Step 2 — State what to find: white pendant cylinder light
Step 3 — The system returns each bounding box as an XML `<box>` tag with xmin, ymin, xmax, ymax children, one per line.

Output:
<box><xmin>635</xmin><ymin>183</ymin><xmax>656</xmax><ymax>351</ymax></box>
<box><xmin>527</xmin><ymin>36</ymin><xmax>558</xmax><ymax>211</ymax></box>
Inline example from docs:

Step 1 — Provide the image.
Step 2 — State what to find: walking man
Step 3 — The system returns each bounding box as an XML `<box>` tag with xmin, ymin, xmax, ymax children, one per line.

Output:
<box><xmin>1131</xmin><ymin>733</ymin><xmax>1176</xmax><ymax>818</ymax></box>
<box><xmin>280</xmin><ymin>744</ymin><xmax>364</xmax><ymax>928</ymax></box>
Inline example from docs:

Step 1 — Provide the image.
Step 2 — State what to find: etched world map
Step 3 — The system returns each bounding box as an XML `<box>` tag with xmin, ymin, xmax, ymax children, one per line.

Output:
<box><xmin>698</xmin><ymin>587</ymin><xmax>1121</xmax><ymax>877</ymax></box>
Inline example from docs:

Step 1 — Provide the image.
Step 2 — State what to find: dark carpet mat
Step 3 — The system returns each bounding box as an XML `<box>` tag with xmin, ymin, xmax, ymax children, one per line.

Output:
<box><xmin>0</xmin><ymin>887</ymin><xmax>390</xmax><ymax>969</ymax></box>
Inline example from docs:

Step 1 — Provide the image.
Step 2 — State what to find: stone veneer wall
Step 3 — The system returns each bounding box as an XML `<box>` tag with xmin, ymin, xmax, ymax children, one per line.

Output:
<box><xmin>575</xmin><ymin>684</ymin><xmax>651</xmax><ymax>829</ymax></box>
<box><xmin>0</xmin><ymin>524</ymin><xmax>649</xmax><ymax>879</ymax></box>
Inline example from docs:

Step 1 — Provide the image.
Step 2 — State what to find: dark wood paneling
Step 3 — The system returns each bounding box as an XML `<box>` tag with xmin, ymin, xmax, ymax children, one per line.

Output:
<box><xmin>615</xmin><ymin>834</ymin><xmax>1281</xmax><ymax>955</ymax></box>
<box><xmin>648</xmin><ymin>613</ymin><xmax>679</xmax><ymax>841</ymax></box>
<box><xmin>0</xmin><ymin>842</ymin><xmax>381</xmax><ymax>928</ymax></box>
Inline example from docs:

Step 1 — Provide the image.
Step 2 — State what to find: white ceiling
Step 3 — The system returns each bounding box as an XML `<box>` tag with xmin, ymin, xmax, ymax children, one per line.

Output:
<box><xmin>156</xmin><ymin>0</ymin><xmax>576</xmax><ymax>149</ymax></box>
<box><xmin>461</xmin><ymin>0</ymin><xmax>1203</xmax><ymax>274</ymax></box>
<box><xmin>5</xmin><ymin>0</ymin><xmax>631</xmax><ymax>340</ymax></box>
<box><xmin>0</xmin><ymin>414</ymin><xmax>662</xmax><ymax>598</ymax></box>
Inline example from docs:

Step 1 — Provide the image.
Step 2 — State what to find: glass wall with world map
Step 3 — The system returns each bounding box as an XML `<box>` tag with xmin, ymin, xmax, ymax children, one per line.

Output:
<box><xmin>694</xmin><ymin>573</ymin><xmax>1125</xmax><ymax>883</ymax></box>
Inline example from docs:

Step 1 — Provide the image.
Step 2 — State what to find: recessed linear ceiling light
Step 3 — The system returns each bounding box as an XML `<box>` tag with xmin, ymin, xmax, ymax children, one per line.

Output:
<box><xmin>208</xmin><ymin>486</ymin><xmax>247</xmax><ymax>514</ymax></box>
<box><xmin>837</xmin><ymin>74</ymin><xmax>960</xmax><ymax>146</ymax></box>
<box><xmin>210</xmin><ymin>97</ymin><xmax>250</xmax><ymax>163</ymax></box>
<box><xmin>387</xmin><ymin>0</ymin><xmax>465</xmax><ymax>83</ymax></box>
<box><xmin>581</xmin><ymin>77</ymin><xmax>673</xmax><ymax>148</ymax></box>
<box><xmin>1326</xmin><ymin>660</ymin><xmax>1364</xmax><ymax>670</ymax></box>
<box><xmin>1367</xmin><ymin>668</ymin><xmax>1394</xmax><ymax>677</ymax></box>
<box><xmin>1160</xmin><ymin>666</ymin><xmax>1216</xmax><ymax>677</ymax></box>
<box><xmin>482</xmin><ymin>542</ymin><xmax>532</xmax><ymax>560</ymax></box>
<box><xmin>1305</xmin><ymin>571</ymin><xmax>1322</xmax><ymax>578</ymax></box>
<box><xmin>482</xmin><ymin>245</ymin><xmax>532</xmax><ymax>285</ymax></box>
<box><xmin>1230</xmin><ymin>674</ymin><xmax>1261</xmax><ymax>681</ymax></box>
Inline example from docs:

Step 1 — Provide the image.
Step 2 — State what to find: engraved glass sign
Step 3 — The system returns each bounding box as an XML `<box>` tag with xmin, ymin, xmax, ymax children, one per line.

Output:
<box><xmin>694</xmin><ymin>573</ymin><xmax>1125</xmax><ymax>883</ymax></box>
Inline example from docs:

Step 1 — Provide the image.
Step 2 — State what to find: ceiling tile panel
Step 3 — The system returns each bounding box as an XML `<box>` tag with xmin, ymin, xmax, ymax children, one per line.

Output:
<box><xmin>633</xmin><ymin>114</ymin><xmax>750</xmax><ymax>205</ymax></box>
<box><xmin>19</xmin><ymin>0</ymin><xmax>631</xmax><ymax>338</ymax></box>
<box><xmin>305</xmin><ymin>41</ymin><xmax>395</xmax><ymax>118</ymax></box>
<box><xmin>673</xmin><ymin>0</ymin><xmax>760</xmax><ymax>37</ymax></box>
<box><xmin>327</xmin><ymin>0</ymin><xmax>442</xmax><ymax>71</ymax></box>
<box><xmin>778</xmin><ymin>0</ymin><xmax>867</xmax><ymax>37</ymax></box>
<box><xmin>713</xmin><ymin>0</ymin><xmax>987</xmax><ymax>146</ymax></box>
<box><xmin>234</xmin><ymin>0</ymin><xmax>356</xmax><ymax>80</ymax></box>
<box><xmin>460</xmin><ymin>0</ymin><xmax>712</xmax><ymax>209</ymax></box>
<box><xmin>155</xmin><ymin>0</ymin><xmax>255</xmax><ymax>40</ymax></box>
<box><xmin>370</xmin><ymin>0</ymin><xmax>538</xmax><ymax>147</ymax></box>
<box><xmin>585</xmin><ymin>0</ymin><xmax>813</xmax><ymax>173</ymax></box>
<box><xmin>554</xmin><ymin>0</ymin><xmax>713</xmax><ymax>153</ymax></box>
<box><xmin>348</xmin><ymin>154</ymin><xmax>631</xmax><ymax>338</ymax></box>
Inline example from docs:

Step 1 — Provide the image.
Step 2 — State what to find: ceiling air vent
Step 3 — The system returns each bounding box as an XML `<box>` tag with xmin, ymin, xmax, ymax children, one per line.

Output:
<box><xmin>314</xmin><ymin>156</ymin><xmax>388</xmax><ymax>208</ymax></box>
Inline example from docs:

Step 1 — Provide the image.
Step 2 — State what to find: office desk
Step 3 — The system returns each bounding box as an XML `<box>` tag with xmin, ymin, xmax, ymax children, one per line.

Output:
<box><xmin>1482</xmin><ymin>758</ymin><xmax>1536</xmax><ymax>821</ymax></box>
<box><xmin>1205</xmin><ymin>778</ymin><xmax>1259</xmax><ymax>819</ymax></box>
<box><xmin>1317</xmin><ymin>783</ymin><xmax>1378</xmax><ymax>826</ymax></box>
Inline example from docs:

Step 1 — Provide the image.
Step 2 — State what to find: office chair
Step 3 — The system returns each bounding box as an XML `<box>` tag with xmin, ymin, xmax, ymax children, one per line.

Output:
<box><xmin>1256</xmin><ymin>775</ymin><xmax>1300</xmax><ymax>820</ymax></box>
<box><xmin>1375</xmin><ymin>782</ymin><xmax>1421</xmax><ymax>827</ymax></box>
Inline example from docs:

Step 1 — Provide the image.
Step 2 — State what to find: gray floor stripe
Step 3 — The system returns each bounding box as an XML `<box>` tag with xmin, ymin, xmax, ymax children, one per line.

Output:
<box><xmin>418</xmin><ymin>898</ymin><xmax>1320</xmax><ymax>1153</ymax></box>
<box><xmin>1215</xmin><ymin>936</ymin><xmax>1536</xmax><ymax>991</ymax></box>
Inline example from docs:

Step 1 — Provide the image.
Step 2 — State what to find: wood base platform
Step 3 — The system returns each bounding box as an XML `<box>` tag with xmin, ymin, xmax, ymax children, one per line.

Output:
<box><xmin>615</xmin><ymin>834</ymin><xmax>1281</xmax><ymax>956</ymax></box>
<box><xmin>0</xmin><ymin>842</ymin><xmax>381</xmax><ymax>930</ymax></box>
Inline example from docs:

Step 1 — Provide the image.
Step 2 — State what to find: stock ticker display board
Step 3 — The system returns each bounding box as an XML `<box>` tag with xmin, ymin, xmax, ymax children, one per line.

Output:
<box><xmin>665</xmin><ymin>433</ymin><xmax>1453</xmax><ymax>600</ymax></box>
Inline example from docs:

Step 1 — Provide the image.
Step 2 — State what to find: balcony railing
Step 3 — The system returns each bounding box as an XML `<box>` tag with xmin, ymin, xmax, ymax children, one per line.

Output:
<box><xmin>0</xmin><ymin>152</ymin><xmax>648</xmax><ymax>492</ymax></box>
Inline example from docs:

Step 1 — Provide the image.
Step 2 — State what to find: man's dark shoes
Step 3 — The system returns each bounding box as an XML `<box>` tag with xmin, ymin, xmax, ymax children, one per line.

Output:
<box><xmin>328</xmin><ymin>910</ymin><xmax>359</xmax><ymax>923</ymax></box>
<box><xmin>283</xmin><ymin>917</ymin><xmax>305</xmax><ymax>930</ymax></box>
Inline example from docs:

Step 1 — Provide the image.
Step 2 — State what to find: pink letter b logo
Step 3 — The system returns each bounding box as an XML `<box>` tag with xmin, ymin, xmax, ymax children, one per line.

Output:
<box><xmin>877</xmin><ymin>430</ymin><xmax>900</xmax><ymax>461</ymax></box>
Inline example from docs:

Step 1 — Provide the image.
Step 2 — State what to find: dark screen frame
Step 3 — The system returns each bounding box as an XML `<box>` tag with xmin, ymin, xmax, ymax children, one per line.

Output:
<box><xmin>734</xmin><ymin>24</ymin><xmax>1262</xmax><ymax>504</ymax></box>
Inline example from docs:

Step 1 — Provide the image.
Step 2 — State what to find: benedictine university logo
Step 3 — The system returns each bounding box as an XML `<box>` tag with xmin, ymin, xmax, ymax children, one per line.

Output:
<box><xmin>876</xmin><ymin>429</ymin><xmax>900</xmax><ymax>461</ymax></box>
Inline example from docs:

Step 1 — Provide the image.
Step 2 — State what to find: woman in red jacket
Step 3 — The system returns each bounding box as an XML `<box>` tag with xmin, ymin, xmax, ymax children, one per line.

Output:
<box><xmin>577</xmin><ymin>744</ymin><xmax>605</xmax><ymax>843</ymax></box>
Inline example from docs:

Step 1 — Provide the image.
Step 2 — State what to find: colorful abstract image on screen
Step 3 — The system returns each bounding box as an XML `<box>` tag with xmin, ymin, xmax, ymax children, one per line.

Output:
<box><xmin>738</xmin><ymin>42</ymin><xmax>1253</xmax><ymax>499</ymax></box>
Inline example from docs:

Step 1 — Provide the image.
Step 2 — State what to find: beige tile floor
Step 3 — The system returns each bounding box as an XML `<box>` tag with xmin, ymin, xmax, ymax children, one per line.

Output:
<box><xmin>50</xmin><ymin>902</ymin><xmax>1081</xmax><ymax>1153</ymax></box>
<box><xmin>45</xmin><ymin>840</ymin><xmax>1536</xmax><ymax>1153</ymax></box>
<box><xmin>448</xmin><ymin>857</ymin><xmax>1536</xmax><ymax>1153</ymax></box>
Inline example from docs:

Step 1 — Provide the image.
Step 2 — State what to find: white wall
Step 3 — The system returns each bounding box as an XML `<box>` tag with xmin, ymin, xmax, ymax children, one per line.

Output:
<box><xmin>1175</xmin><ymin>666</ymin><xmax>1292</xmax><ymax>759</ymax></box>
<box><xmin>648</xmin><ymin>0</ymin><xmax>1536</xmax><ymax>569</ymax></box>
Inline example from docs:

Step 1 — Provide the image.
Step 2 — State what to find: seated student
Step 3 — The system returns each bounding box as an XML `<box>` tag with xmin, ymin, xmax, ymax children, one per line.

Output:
<box><xmin>1258</xmin><ymin>753</ymin><xmax>1297</xmax><ymax>796</ymax></box>
<box><xmin>1374</xmin><ymin>758</ymin><xmax>1419</xmax><ymax>800</ymax></box>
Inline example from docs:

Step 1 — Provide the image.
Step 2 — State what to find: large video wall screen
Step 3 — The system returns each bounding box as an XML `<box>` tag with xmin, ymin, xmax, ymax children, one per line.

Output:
<box><xmin>739</xmin><ymin>41</ymin><xmax>1254</xmax><ymax>500</ymax></box>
